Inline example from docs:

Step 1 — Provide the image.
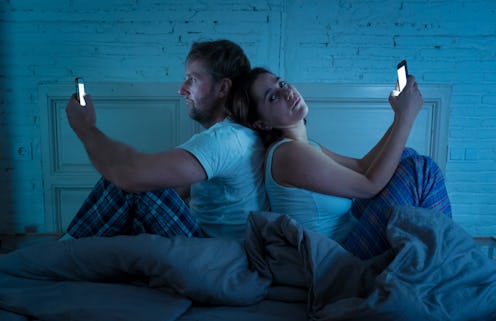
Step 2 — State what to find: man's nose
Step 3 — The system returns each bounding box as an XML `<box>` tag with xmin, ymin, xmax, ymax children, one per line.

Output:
<box><xmin>178</xmin><ymin>82</ymin><xmax>188</xmax><ymax>96</ymax></box>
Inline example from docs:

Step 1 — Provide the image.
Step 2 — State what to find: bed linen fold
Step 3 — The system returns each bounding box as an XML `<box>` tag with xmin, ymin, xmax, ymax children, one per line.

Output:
<box><xmin>0</xmin><ymin>206</ymin><xmax>495</xmax><ymax>321</ymax></box>
<box><xmin>245</xmin><ymin>206</ymin><xmax>496</xmax><ymax>320</ymax></box>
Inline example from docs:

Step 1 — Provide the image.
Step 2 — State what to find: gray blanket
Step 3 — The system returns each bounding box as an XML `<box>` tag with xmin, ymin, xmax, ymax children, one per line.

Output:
<box><xmin>1</xmin><ymin>206</ymin><xmax>495</xmax><ymax>321</ymax></box>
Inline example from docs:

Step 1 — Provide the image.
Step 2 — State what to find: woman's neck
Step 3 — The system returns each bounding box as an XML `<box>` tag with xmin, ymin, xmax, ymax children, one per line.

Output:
<box><xmin>281</xmin><ymin>122</ymin><xmax>308</xmax><ymax>142</ymax></box>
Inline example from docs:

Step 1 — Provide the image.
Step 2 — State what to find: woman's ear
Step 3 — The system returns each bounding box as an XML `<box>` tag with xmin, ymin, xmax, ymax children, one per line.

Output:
<box><xmin>217</xmin><ymin>78</ymin><xmax>232</xmax><ymax>98</ymax></box>
<box><xmin>253</xmin><ymin>120</ymin><xmax>272</xmax><ymax>131</ymax></box>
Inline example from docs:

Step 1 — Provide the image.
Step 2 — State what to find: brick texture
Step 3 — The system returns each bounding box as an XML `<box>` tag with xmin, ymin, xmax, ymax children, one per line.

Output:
<box><xmin>0</xmin><ymin>0</ymin><xmax>494</xmax><ymax>236</ymax></box>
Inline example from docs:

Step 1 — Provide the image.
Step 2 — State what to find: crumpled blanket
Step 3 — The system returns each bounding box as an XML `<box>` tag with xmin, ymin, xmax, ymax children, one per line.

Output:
<box><xmin>0</xmin><ymin>206</ymin><xmax>495</xmax><ymax>321</ymax></box>
<box><xmin>246</xmin><ymin>206</ymin><xmax>496</xmax><ymax>320</ymax></box>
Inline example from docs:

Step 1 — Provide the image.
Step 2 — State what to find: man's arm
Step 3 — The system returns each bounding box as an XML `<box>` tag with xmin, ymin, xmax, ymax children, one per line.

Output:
<box><xmin>66</xmin><ymin>94</ymin><xmax>207</xmax><ymax>192</ymax></box>
<box><xmin>174</xmin><ymin>185</ymin><xmax>191</xmax><ymax>201</ymax></box>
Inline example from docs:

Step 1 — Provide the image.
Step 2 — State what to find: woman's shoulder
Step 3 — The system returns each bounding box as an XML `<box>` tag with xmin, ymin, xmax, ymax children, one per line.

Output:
<box><xmin>268</xmin><ymin>138</ymin><xmax>329</xmax><ymax>188</ymax></box>
<box><xmin>267</xmin><ymin>138</ymin><xmax>302</xmax><ymax>159</ymax></box>
<box><xmin>267</xmin><ymin>138</ymin><xmax>293</xmax><ymax>152</ymax></box>
<box><xmin>269</xmin><ymin>139</ymin><xmax>323</xmax><ymax>166</ymax></box>
<box><xmin>270</xmin><ymin>138</ymin><xmax>320</xmax><ymax>153</ymax></box>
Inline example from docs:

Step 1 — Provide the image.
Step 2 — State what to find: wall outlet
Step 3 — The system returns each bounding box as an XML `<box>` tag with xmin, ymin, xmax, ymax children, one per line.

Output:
<box><xmin>13</xmin><ymin>141</ymin><xmax>33</xmax><ymax>160</ymax></box>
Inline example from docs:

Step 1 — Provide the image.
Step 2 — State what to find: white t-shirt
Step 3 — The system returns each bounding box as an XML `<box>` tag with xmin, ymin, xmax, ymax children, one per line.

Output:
<box><xmin>178</xmin><ymin>118</ymin><xmax>269</xmax><ymax>239</ymax></box>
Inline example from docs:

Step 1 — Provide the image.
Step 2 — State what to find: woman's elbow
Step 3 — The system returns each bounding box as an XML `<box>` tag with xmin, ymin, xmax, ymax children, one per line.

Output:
<box><xmin>356</xmin><ymin>180</ymin><xmax>386</xmax><ymax>199</ymax></box>
<box><xmin>357</xmin><ymin>189</ymin><xmax>378</xmax><ymax>199</ymax></box>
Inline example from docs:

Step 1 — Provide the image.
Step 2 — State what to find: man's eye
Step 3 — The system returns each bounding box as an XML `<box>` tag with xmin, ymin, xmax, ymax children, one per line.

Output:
<box><xmin>269</xmin><ymin>94</ymin><xmax>278</xmax><ymax>102</ymax></box>
<box><xmin>279</xmin><ymin>81</ymin><xmax>288</xmax><ymax>88</ymax></box>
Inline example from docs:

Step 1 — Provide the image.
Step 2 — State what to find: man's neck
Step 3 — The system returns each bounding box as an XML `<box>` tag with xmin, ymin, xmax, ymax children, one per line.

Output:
<box><xmin>201</xmin><ymin>114</ymin><xmax>228</xmax><ymax>129</ymax></box>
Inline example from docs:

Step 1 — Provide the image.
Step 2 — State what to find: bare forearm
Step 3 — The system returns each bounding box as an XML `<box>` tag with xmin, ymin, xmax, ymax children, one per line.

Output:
<box><xmin>77</xmin><ymin>126</ymin><xmax>138</xmax><ymax>186</ymax></box>
<box><xmin>363</xmin><ymin>116</ymin><xmax>414</xmax><ymax>194</ymax></box>
<box><xmin>324</xmin><ymin>124</ymin><xmax>393</xmax><ymax>174</ymax></box>
<box><xmin>66</xmin><ymin>94</ymin><xmax>136</xmax><ymax>184</ymax></box>
<box><xmin>76</xmin><ymin>126</ymin><xmax>207</xmax><ymax>193</ymax></box>
<box><xmin>357</xmin><ymin>124</ymin><xmax>393</xmax><ymax>172</ymax></box>
<box><xmin>358</xmin><ymin>81</ymin><xmax>422</xmax><ymax>177</ymax></box>
<box><xmin>66</xmin><ymin>94</ymin><xmax>206</xmax><ymax>192</ymax></box>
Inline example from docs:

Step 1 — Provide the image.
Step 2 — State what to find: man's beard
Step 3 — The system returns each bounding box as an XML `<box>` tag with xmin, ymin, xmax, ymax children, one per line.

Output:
<box><xmin>188</xmin><ymin>98</ymin><xmax>223</xmax><ymax>128</ymax></box>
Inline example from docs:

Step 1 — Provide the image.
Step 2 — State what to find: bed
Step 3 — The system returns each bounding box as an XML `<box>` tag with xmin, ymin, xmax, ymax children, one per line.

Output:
<box><xmin>1</xmin><ymin>206</ymin><xmax>496</xmax><ymax>321</ymax></box>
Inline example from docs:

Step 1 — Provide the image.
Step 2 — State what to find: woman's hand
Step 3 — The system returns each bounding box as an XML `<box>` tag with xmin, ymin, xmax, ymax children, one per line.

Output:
<box><xmin>388</xmin><ymin>75</ymin><xmax>424</xmax><ymax>123</ymax></box>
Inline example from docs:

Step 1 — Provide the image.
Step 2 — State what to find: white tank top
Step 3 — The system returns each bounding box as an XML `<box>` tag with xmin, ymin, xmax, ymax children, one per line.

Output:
<box><xmin>265</xmin><ymin>139</ymin><xmax>356</xmax><ymax>242</ymax></box>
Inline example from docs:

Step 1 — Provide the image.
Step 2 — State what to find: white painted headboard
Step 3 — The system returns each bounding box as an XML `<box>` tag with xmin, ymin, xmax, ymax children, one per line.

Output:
<box><xmin>298</xmin><ymin>84</ymin><xmax>451</xmax><ymax>171</ymax></box>
<box><xmin>39</xmin><ymin>82</ymin><xmax>451</xmax><ymax>233</ymax></box>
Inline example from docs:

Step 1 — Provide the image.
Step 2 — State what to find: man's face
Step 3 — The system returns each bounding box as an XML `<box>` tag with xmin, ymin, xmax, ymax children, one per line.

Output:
<box><xmin>178</xmin><ymin>59</ymin><xmax>225</xmax><ymax>128</ymax></box>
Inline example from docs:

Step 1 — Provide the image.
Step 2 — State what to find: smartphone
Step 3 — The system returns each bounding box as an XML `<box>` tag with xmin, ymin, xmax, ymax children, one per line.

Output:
<box><xmin>396</xmin><ymin>60</ymin><xmax>408</xmax><ymax>93</ymax></box>
<box><xmin>75</xmin><ymin>77</ymin><xmax>86</xmax><ymax>106</ymax></box>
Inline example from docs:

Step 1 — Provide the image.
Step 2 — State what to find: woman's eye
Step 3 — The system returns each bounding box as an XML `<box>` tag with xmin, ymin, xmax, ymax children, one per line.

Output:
<box><xmin>279</xmin><ymin>81</ymin><xmax>288</xmax><ymax>88</ymax></box>
<box><xmin>269</xmin><ymin>94</ymin><xmax>278</xmax><ymax>102</ymax></box>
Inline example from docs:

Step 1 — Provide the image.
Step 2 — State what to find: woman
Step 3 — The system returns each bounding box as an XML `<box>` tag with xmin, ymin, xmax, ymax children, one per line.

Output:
<box><xmin>231</xmin><ymin>67</ymin><xmax>451</xmax><ymax>259</ymax></box>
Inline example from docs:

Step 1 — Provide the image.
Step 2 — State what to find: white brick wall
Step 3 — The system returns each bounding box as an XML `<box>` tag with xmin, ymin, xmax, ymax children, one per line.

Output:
<box><xmin>1</xmin><ymin>0</ymin><xmax>495</xmax><ymax>236</ymax></box>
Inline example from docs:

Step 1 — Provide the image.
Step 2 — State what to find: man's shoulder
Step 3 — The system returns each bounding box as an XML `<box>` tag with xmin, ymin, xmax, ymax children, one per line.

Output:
<box><xmin>210</xmin><ymin>118</ymin><xmax>245</xmax><ymax>130</ymax></box>
<box><xmin>207</xmin><ymin>118</ymin><xmax>254</xmax><ymax>137</ymax></box>
<box><xmin>181</xmin><ymin>119</ymin><xmax>248</xmax><ymax>147</ymax></box>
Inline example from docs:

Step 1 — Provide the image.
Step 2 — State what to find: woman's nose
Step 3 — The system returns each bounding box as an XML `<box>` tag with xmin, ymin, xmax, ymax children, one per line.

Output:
<box><xmin>282</xmin><ymin>87</ymin><xmax>292</xmax><ymax>101</ymax></box>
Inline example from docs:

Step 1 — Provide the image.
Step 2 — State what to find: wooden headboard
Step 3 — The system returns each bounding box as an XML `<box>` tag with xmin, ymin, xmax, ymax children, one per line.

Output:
<box><xmin>39</xmin><ymin>82</ymin><xmax>451</xmax><ymax>233</ymax></box>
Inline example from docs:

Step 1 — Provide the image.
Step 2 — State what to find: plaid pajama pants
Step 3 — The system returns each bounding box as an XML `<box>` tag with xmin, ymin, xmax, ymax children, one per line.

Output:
<box><xmin>343</xmin><ymin>148</ymin><xmax>452</xmax><ymax>259</ymax></box>
<box><xmin>66</xmin><ymin>178</ymin><xmax>204</xmax><ymax>238</ymax></box>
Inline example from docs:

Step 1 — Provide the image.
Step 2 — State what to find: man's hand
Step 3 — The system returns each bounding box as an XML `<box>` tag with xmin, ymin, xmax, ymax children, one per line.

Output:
<box><xmin>66</xmin><ymin>93</ymin><xmax>97</xmax><ymax>139</ymax></box>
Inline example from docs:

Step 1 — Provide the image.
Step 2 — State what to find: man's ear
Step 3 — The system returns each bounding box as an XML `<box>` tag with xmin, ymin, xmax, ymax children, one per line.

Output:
<box><xmin>253</xmin><ymin>120</ymin><xmax>272</xmax><ymax>131</ymax></box>
<box><xmin>217</xmin><ymin>78</ymin><xmax>232</xmax><ymax>98</ymax></box>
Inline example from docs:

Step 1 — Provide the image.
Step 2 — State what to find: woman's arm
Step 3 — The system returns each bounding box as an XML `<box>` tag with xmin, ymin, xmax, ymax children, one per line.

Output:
<box><xmin>319</xmin><ymin>124</ymin><xmax>392</xmax><ymax>174</ymax></box>
<box><xmin>66</xmin><ymin>94</ymin><xmax>207</xmax><ymax>192</ymax></box>
<box><xmin>273</xmin><ymin>76</ymin><xmax>423</xmax><ymax>199</ymax></box>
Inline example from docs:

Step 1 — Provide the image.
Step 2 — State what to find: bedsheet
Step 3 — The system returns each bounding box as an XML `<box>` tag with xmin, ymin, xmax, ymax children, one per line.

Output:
<box><xmin>0</xmin><ymin>206</ymin><xmax>495</xmax><ymax>321</ymax></box>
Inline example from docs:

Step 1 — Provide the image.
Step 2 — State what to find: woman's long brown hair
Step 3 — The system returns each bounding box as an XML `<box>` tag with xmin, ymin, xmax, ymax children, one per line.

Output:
<box><xmin>229</xmin><ymin>67</ymin><xmax>284</xmax><ymax>148</ymax></box>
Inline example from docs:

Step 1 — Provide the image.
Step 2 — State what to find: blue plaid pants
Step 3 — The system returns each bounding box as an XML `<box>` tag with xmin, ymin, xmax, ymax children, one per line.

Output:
<box><xmin>66</xmin><ymin>177</ymin><xmax>204</xmax><ymax>238</ymax></box>
<box><xmin>343</xmin><ymin>148</ymin><xmax>452</xmax><ymax>259</ymax></box>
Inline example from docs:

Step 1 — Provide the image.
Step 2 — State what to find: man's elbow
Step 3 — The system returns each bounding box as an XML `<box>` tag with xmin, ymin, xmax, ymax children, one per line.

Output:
<box><xmin>104</xmin><ymin>167</ymin><xmax>142</xmax><ymax>193</ymax></box>
<box><xmin>106</xmin><ymin>175</ymin><xmax>134</xmax><ymax>193</ymax></box>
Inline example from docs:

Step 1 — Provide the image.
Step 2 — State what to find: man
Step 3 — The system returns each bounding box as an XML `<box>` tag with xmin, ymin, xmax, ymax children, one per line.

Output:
<box><xmin>63</xmin><ymin>39</ymin><xmax>269</xmax><ymax>240</ymax></box>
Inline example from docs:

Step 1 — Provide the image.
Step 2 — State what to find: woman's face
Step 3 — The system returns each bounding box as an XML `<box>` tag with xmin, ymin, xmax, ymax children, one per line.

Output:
<box><xmin>250</xmin><ymin>72</ymin><xmax>308</xmax><ymax>129</ymax></box>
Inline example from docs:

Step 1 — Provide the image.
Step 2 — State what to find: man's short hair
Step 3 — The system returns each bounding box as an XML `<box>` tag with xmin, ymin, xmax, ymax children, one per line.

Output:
<box><xmin>186</xmin><ymin>39</ymin><xmax>251</xmax><ymax>82</ymax></box>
